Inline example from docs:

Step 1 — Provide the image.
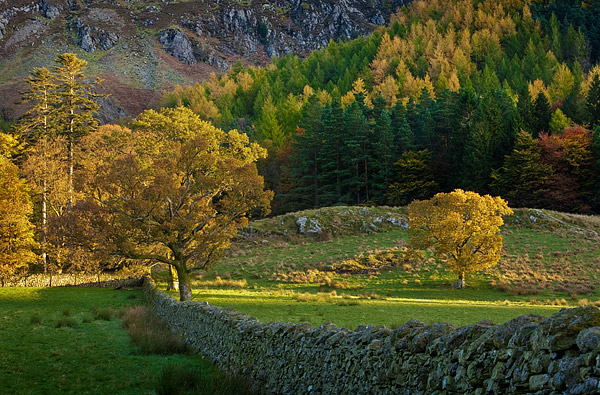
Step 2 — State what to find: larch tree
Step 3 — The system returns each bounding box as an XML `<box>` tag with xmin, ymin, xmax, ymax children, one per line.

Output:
<box><xmin>587</xmin><ymin>74</ymin><xmax>600</xmax><ymax>127</ymax></box>
<box><xmin>78</xmin><ymin>107</ymin><xmax>273</xmax><ymax>301</ymax></box>
<box><xmin>408</xmin><ymin>189</ymin><xmax>513</xmax><ymax>288</ymax></box>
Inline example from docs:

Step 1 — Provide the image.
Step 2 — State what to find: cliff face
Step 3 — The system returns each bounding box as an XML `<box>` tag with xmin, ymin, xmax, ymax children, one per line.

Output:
<box><xmin>0</xmin><ymin>0</ymin><xmax>409</xmax><ymax>122</ymax></box>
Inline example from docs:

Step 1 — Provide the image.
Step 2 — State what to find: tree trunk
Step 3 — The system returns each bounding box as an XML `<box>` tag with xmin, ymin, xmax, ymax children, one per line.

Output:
<box><xmin>174</xmin><ymin>262</ymin><xmax>192</xmax><ymax>301</ymax></box>
<box><xmin>364</xmin><ymin>156</ymin><xmax>369</xmax><ymax>202</ymax></box>
<box><xmin>41</xmin><ymin>136</ymin><xmax>48</xmax><ymax>273</ymax></box>
<box><xmin>457</xmin><ymin>273</ymin><xmax>466</xmax><ymax>288</ymax></box>
<box><xmin>167</xmin><ymin>265</ymin><xmax>179</xmax><ymax>291</ymax></box>
<box><xmin>41</xmin><ymin>178</ymin><xmax>47</xmax><ymax>273</ymax></box>
<box><xmin>67</xmin><ymin>138</ymin><xmax>73</xmax><ymax>211</ymax></box>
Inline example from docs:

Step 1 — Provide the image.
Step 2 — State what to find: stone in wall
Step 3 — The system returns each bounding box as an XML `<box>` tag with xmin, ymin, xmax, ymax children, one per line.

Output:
<box><xmin>145</xmin><ymin>278</ymin><xmax>600</xmax><ymax>394</ymax></box>
<box><xmin>3</xmin><ymin>273</ymin><xmax>142</xmax><ymax>288</ymax></box>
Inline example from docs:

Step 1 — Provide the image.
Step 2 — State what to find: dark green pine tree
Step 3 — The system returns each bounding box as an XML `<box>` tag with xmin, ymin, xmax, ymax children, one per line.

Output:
<box><xmin>17</xmin><ymin>67</ymin><xmax>57</xmax><ymax>142</ymax></box>
<box><xmin>318</xmin><ymin>97</ymin><xmax>351</xmax><ymax>206</ymax></box>
<box><xmin>16</xmin><ymin>66</ymin><xmax>57</xmax><ymax>274</ymax></box>
<box><xmin>489</xmin><ymin>89</ymin><xmax>520</xmax><ymax>170</ymax></box>
<box><xmin>562</xmin><ymin>61</ymin><xmax>587</xmax><ymax>124</ymax></box>
<box><xmin>391</xmin><ymin>101</ymin><xmax>415</xmax><ymax>155</ymax></box>
<box><xmin>285</xmin><ymin>94</ymin><xmax>324</xmax><ymax>211</ymax></box>
<box><xmin>587</xmin><ymin>74</ymin><xmax>600</xmax><ymax>127</ymax></box>
<box><xmin>53</xmin><ymin>53</ymin><xmax>101</xmax><ymax>211</ymax></box>
<box><xmin>371</xmin><ymin>95</ymin><xmax>388</xmax><ymax>115</ymax></box>
<box><xmin>532</xmin><ymin>92</ymin><xmax>552</xmax><ymax>137</ymax></box>
<box><xmin>461</xmin><ymin>89</ymin><xmax>517</xmax><ymax>192</ymax></box>
<box><xmin>413</xmin><ymin>88</ymin><xmax>437</xmax><ymax>151</ymax></box>
<box><xmin>448</xmin><ymin>89</ymin><xmax>479</xmax><ymax>187</ymax></box>
<box><xmin>491</xmin><ymin>130</ymin><xmax>553</xmax><ymax>208</ymax></box>
<box><xmin>563</xmin><ymin>24</ymin><xmax>587</xmax><ymax>64</ymax></box>
<box><xmin>386</xmin><ymin>150</ymin><xmax>438</xmax><ymax>206</ymax></box>
<box><xmin>517</xmin><ymin>90</ymin><xmax>535</xmax><ymax>135</ymax></box>
<box><xmin>405</xmin><ymin>97</ymin><xmax>418</xmax><ymax>138</ymax></box>
<box><xmin>432</xmin><ymin>89</ymin><xmax>458</xmax><ymax>190</ymax></box>
<box><xmin>371</xmin><ymin>109</ymin><xmax>395</xmax><ymax>203</ymax></box>
<box><xmin>396</xmin><ymin>117</ymin><xmax>415</xmax><ymax>155</ymax></box>
<box><xmin>344</xmin><ymin>101</ymin><xmax>371</xmax><ymax>204</ymax></box>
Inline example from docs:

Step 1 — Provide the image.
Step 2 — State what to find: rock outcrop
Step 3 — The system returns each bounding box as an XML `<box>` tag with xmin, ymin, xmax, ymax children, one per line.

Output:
<box><xmin>159</xmin><ymin>28</ymin><xmax>196</xmax><ymax>65</ymax></box>
<box><xmin>177</xmin><ymin>0</ymin><xmax>409</xmax><ymax>59</ymax></box>
<box><xmin>0</xmin><ymin>0</ymin><xmax>410</xmax><ymax>121</ymax></box>
<box><xmin>1</xmin><ymin>0</ymin><xmax>408</xmax><ymax>64</ymax></box>
<box><xmin>145</xmin><ymin>277</ymin><xmax>600</xmax><ymax>394</ymax></box>
<box><xmin>39</xmin><ymin>0</ymin><xmax>60</xmax><ymax>19</ymax></box>
<box><xmin>70</xmin><ymin>18</ymin><xmax>119</xmax><ymax>53</ymax></box>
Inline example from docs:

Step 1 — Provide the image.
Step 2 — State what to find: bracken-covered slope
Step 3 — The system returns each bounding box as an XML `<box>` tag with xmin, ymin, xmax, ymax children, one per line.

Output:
<box><xmin>0</xmin><ymin>0</ymin><xmax>409</xmax><ymax>122</ymax></box>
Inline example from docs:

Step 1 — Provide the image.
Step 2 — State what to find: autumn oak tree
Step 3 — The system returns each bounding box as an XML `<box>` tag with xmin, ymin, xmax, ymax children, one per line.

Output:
<box><xmin>408</xmin><ymin>189</ymin><xmax>513</xmax><ymax>288</ymax></box>
<box><xmin>79</xmin><ymin>107</ymin><xmax>273</xmax><ymax>301</ymax></box>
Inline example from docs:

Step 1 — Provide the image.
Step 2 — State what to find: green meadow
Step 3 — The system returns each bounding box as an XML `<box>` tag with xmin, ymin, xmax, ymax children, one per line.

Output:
<box><xmin>2</xmin><ymin>207</ymin><xmax>599</xmax><ymax>393</ymax></box>
<box><xmin>156</xmin><ymin>207</ymin><xmax>600</xmax><ymax>329</ymax></box>
<box><xmin>0</xmin><ymin>287</ymin><xmax>216</xmax><ymax>395</ymax></box>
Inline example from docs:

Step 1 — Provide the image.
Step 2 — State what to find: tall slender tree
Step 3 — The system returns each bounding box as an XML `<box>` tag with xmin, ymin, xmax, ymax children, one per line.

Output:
<box><xmin>16</xmin><ymin>67</ymin><xmax>56</xmax><ymax>272</ymax></box>
<box><xmin>344</xmin><ymin>100</ymin><xmax>371</xmax><ymax>203</ymax></box>
<box><xmin>53</xmin><ymin>53</ymin><xmax>101</xmax><ymax>211</ymax></box>
<box><xmin>318</xmin><ymin>98</ymin><xmax>351</xmax><ymax>205</ymax></box>
<box><xmin>371</xmin><ymin>108</ymin><xmax>395</xmax><ymax>202</ymax></box>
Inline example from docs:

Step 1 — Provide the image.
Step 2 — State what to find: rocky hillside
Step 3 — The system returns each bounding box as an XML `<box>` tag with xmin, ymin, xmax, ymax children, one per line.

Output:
<box><xmin>0</xmin><ymin>0</ymin><xmax>408</xmax><ymax>122</ymax></box>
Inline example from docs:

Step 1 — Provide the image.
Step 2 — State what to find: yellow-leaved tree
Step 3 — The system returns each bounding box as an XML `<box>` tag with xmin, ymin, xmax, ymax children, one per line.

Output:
<box><xmin>0</xmin><ymin>133</ymin><xmax>36</xmax><ymax>284</ymax></box>
<box><xmin>408</xmin><ymin>189</ymin><xmax>513</xmax><ymax>288</ymax></box>
<box><xmin>76</xmin><ymin>107</ymin><xmax>273</xmax><ymax>301</ymax></box>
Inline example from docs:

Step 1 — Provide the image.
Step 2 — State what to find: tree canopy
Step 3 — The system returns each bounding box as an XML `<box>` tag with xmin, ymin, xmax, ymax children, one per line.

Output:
<box><xmin>77</xmin><ymin>107</ymin><xmax>273</xmax><ymax>300</ymax></box>
<box><xmin>0</xmin><ymin>133</ymin><xmax>36</xmax><ymax>283</ymax></box>
<box><xmin>408</xmin><ymin>189</ymin><xmax>513</xmax><ymax>288</ymax></box>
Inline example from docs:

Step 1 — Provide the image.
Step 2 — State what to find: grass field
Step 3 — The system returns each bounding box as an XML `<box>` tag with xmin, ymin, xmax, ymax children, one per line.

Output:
<box><xmin>156</xmin><ymin>207</ymin><xmax>600</xmax><ymax>329</ymax></box>
<box><xmin>1</xmin><ymin>207</ymin><xmax>598</xmax><ymax>392</ymax></box>
<box><xmin>0</xmin><ymin>287</ymin><xmax>216</xmax><ymax>394</ymax></box>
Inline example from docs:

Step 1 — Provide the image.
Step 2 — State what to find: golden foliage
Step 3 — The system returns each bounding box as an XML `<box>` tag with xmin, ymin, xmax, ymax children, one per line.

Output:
<box><xmin>372</xmin><ymin>76</ymin><xmax>399</xmax><ymax>108</ymax></box>
<box><xmin>528</xmin><ymin>79</ymin><xmax>550</xmax><ymax>102</ymax></box>
<box><xmin>81</xmin><ymin>107</ymin><xmax>273</xmax><ymax>300</ymax></box>
<box><xmin>236</xmin><ymin>71</ymin><xmax>254</xmax><ymax>92</ymax></box>
<box><xmin>408</xmin><ymin>189</ymin><xmax>513</xmax><ymax>285</ymax></box>
<box><xmin>581</xmin><ymin>65</ymin><xmax>600</xmax><ymax>97</ymax></box>
<box><xmin>0</xmin><ymin>134</ymin><xmax>36</xmax><ymax>278</ymax></box>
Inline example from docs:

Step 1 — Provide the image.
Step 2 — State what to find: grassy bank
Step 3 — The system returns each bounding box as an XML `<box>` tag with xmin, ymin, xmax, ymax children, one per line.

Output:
<box><xmin>0</xmin><ymin>287</ymin><xmax>216</xmax><ymax>394</ymax></box>
<box><xmin>157</xmin><ymin>207</ymin><xmax>600</xmax><ymax>329</ymax></box>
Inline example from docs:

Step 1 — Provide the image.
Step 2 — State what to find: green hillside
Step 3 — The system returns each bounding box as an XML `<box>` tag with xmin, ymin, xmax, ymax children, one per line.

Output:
<box><xmin>161</xmin><ymin>0</ymin><xmax>600</xmax><ymax>215</ymax></box>
<box><xmin>152</xmin><ymin>206</ymin><xmax>600</xmax><ymax>328</ymax></box>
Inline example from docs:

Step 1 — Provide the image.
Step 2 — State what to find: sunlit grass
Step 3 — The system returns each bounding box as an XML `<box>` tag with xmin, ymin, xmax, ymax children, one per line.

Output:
<box><xmin>155</xmin><ymin>209</ymin><xmax>600</xmax><ymax>330</ymax></box>
<box><xmin>159</xmin><ymin>287</ymin><xmax>562</xmax><ymax>329</ymax></box>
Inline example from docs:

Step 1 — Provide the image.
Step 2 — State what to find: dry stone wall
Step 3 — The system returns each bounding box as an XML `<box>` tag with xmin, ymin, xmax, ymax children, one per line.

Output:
<box><xmin>144</xmin><ymin>278</ymin><xmax>600</xmax><ymax>394</ymax></box>
<box><xmin>3</xmin><ymin>273</ymin><xmax>142</xmax><ymax>288</ymax></box>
